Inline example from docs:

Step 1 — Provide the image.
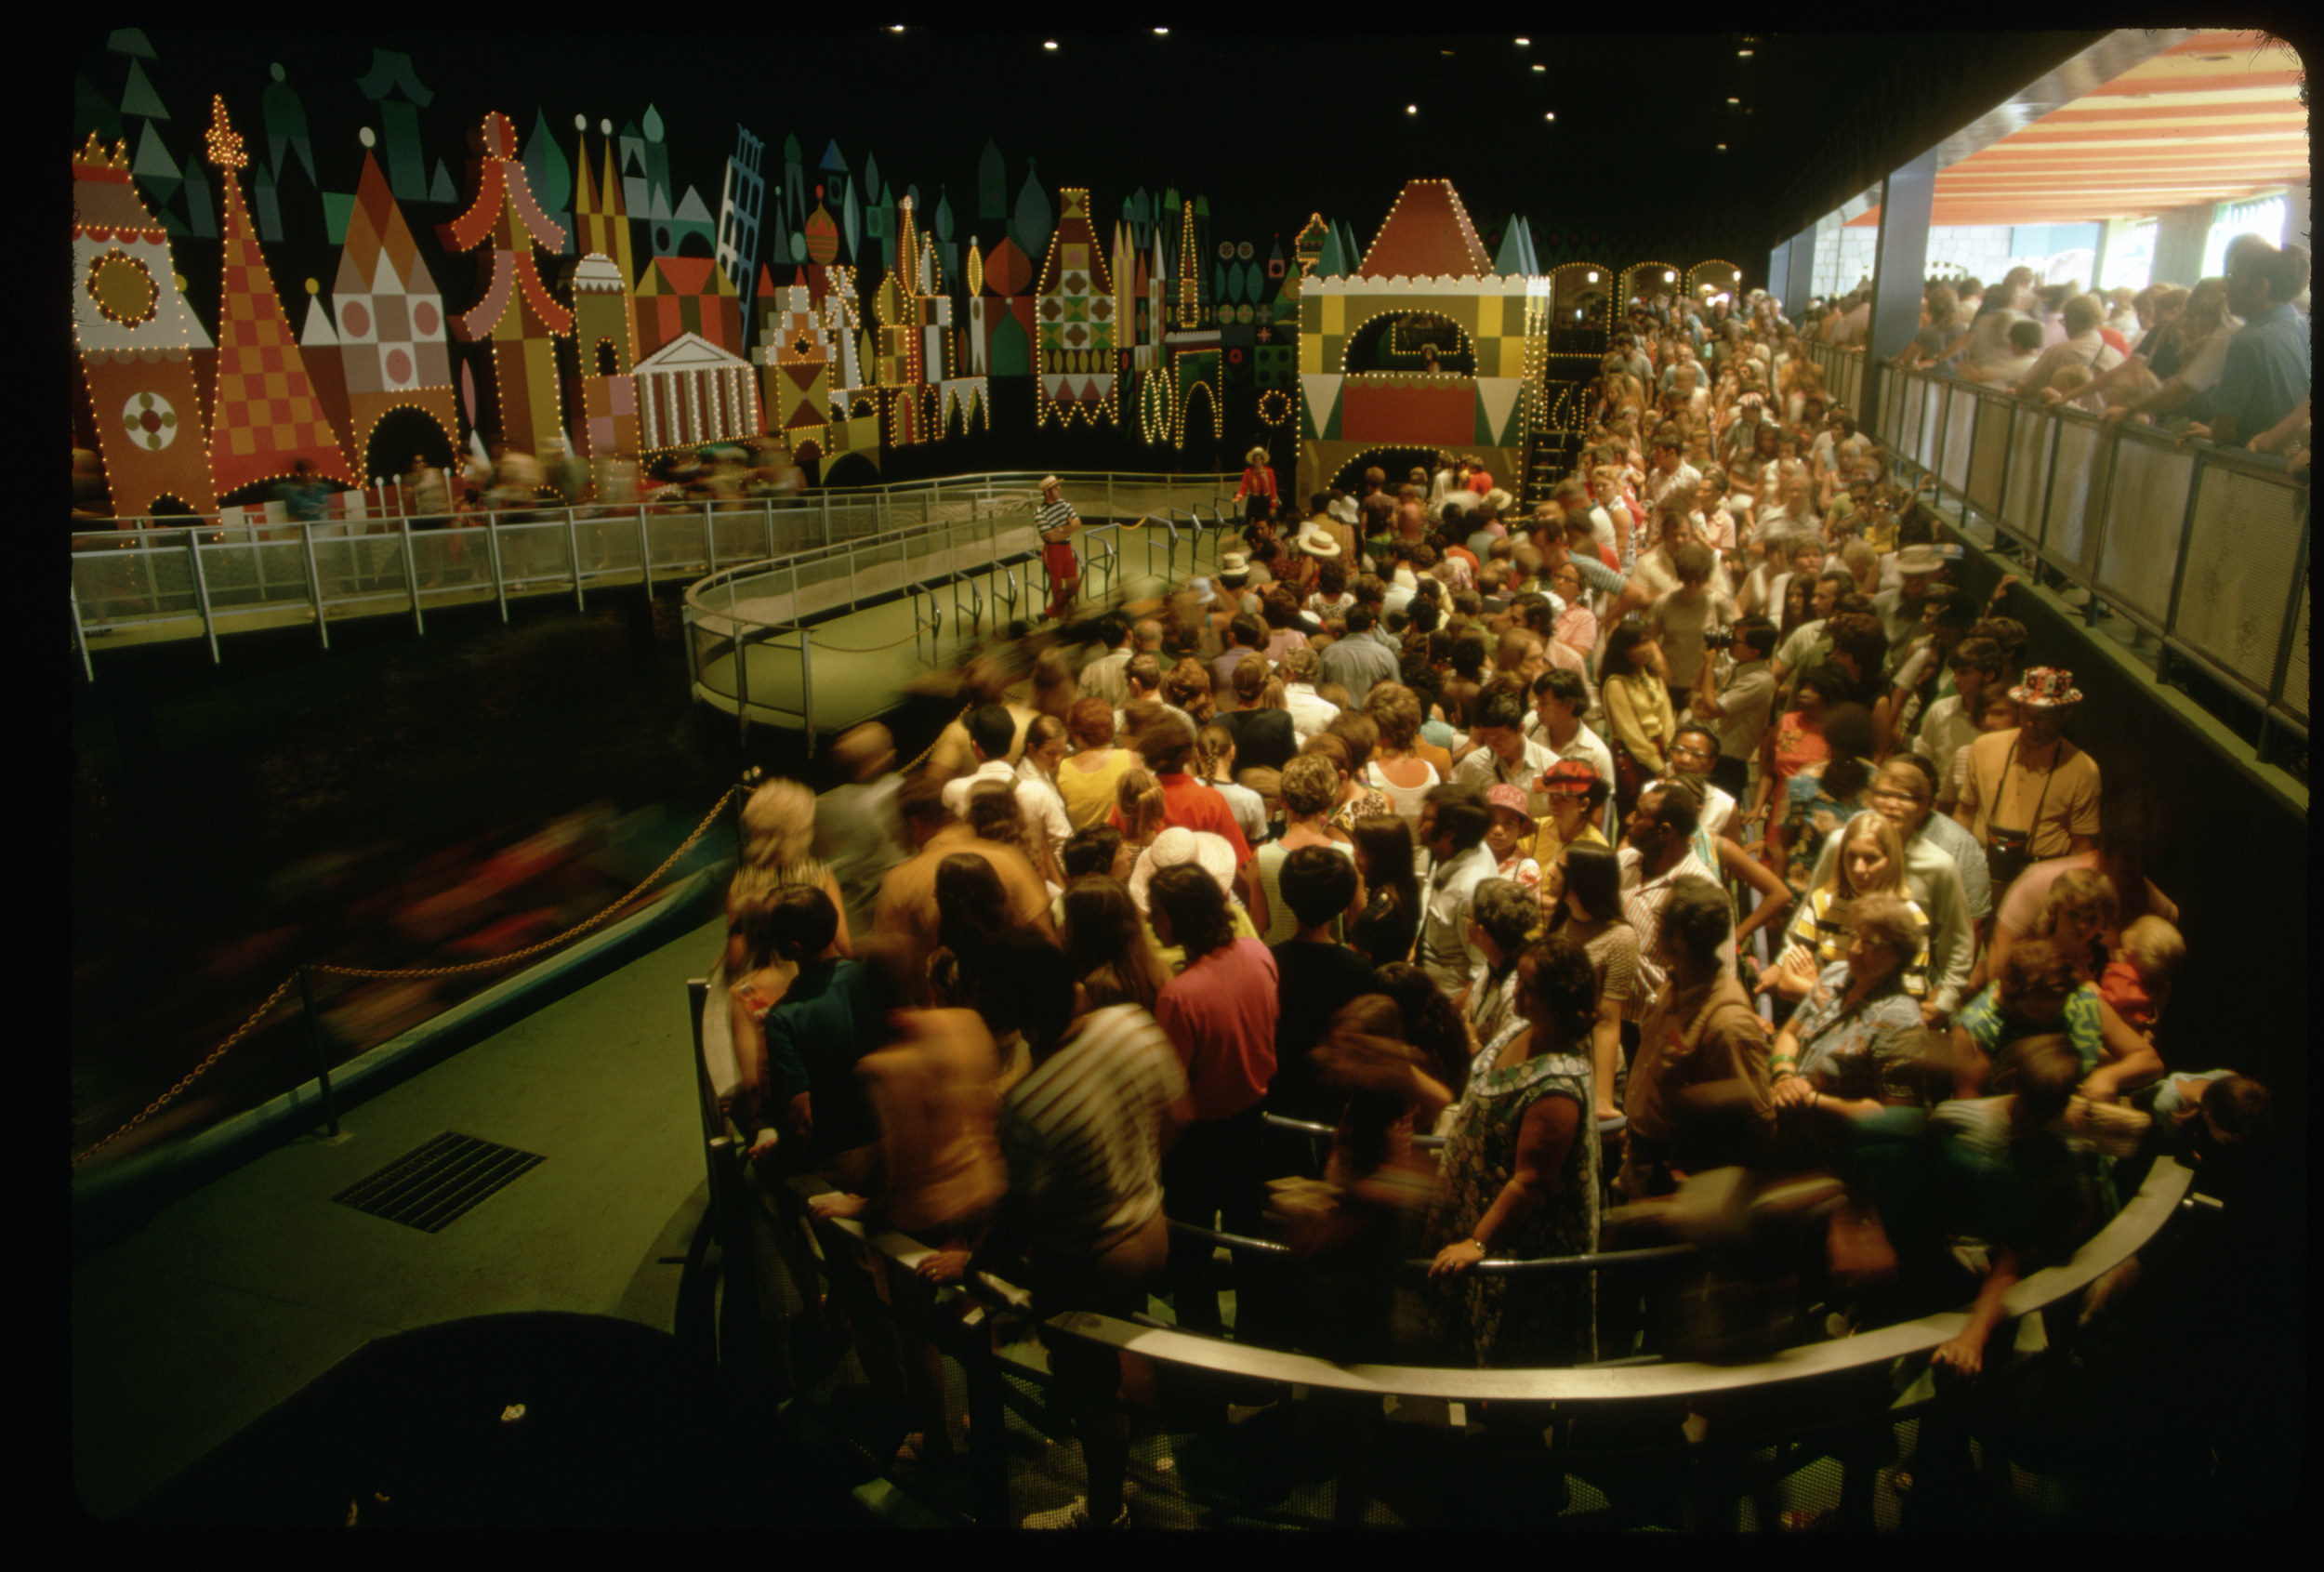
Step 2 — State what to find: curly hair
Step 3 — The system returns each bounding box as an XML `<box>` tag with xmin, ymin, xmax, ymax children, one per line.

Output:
<box><xmin>1278</xmin><ymin>753</ymin><xmax>1340</xmax><ymax>820</ymax></box>
<box><xmin>1163</xmin><ymin>658</ymin><xmax>1215</xmax><ymax>724</ymax></box>
<box><xmin>1998</xmin><ymin>938</ymin><xmax>2082</xmax><ymax>1003</ymax></box>
<box><xmin>1840</xmin><ymin>891</ymin><xmax>1921</xmax><ymax>962</ymax></box>
<box><xmin>1373</xmin><ymin>961</ymin><xmax>1474</xmax><ymax>1101</ymax></box>
<box><xmin>1067</xmin><ymin>695</ymin><xmax>1117</xmax><ymax>748</ymax></box>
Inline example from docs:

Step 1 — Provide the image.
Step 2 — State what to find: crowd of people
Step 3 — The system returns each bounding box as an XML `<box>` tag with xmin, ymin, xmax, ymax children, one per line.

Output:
<box><xmin>706</xmin><ymin>281</ymin><xmax>2280</xmax><ymax>1528</ymax></box>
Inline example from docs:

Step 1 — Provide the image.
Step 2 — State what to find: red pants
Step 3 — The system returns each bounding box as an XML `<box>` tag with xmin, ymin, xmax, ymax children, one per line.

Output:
<box><xmin>1043</xmin><ymin>540</ymin><xmax>1079</xmax><ymax>616</ymax></box>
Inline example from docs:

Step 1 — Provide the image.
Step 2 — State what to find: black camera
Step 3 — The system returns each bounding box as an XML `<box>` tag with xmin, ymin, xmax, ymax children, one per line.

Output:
<box><xmin>1705</xmin><ymin>627</ymin><xmax>1736</xmax><ymax>651</ymax></box>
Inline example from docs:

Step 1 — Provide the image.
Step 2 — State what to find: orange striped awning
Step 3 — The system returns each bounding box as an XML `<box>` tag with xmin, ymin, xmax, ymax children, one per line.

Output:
<box><xmin>1846</xmin><ymin>31</ymin><xmax>2306</xmax><ymax>227</ymax></box>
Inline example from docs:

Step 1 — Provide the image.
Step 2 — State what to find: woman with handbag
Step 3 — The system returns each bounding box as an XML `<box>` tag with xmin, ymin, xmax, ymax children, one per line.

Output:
<box><xmin>1599</xmin><ymin>626</ymin><xmax>1676</xmax><ymax>823</ymax></box>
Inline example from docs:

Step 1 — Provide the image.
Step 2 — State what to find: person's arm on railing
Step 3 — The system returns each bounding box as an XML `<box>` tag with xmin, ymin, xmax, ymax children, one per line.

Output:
<box><xmin>1931</xmin><ymin>1244</ymin><xmax>2022</xmax><ymax>1380</ymax></box>
<box><xmin>1720</xmin><ymin>833</ymin><xmax>1793</xmax><ymax>946</ymax></box>
<box><xmin>1426</xmin><ymin>1091</ymin><xmax>1579</xmax><ymax>1277</ymax></box>
<box><xmin>2245</xmin><ymin>396</ymin><xmax>2310</xmax><ymax>460</ymax></box>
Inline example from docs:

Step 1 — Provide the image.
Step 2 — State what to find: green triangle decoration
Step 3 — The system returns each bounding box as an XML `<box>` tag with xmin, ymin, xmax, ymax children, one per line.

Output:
<box><xmin>131</xmin><ymin>119</ymin><xmax>179</xmax><ymax>184</ymax></box>
<box><xmin>108</xmin><ymin>28</ymin><xmax>156</xmax><ymax>57</ymax></box>
<box><xmin>323</xmin><ymin>191</ymin><xmax>356</xmax><ymax>245</ymax></box>
<box><xmin>429</xmin><ymin>159</ymin><xmax>458</xmax><ymax>204</ymax></box>
<box><xmin>121</xmin><ymin>58</ymin><xmax>169</xmax><ymax>121</ymax></box>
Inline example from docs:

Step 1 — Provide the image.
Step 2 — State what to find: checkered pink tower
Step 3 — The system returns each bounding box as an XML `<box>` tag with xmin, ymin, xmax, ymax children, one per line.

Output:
<box><xmin>202</xmin><ymin>95</ymin><xmax>355</xmax><ymax>498</ymax></box>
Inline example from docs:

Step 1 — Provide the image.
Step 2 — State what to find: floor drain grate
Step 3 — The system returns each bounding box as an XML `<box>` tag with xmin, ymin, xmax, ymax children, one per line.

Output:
<box><xmin>332</xmin><ymin>1132</ymin><xmax>545</xmax><ymax>1233</ymax></box>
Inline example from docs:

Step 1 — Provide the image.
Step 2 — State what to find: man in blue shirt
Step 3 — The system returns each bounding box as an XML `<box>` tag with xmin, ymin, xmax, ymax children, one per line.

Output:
<box><xmin>2206</xmin><ymin>240</ymin><xmax>2311</xmax><ymax>450</ymax></box>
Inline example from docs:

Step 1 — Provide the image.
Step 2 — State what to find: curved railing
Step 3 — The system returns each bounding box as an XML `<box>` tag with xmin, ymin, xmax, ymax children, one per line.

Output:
<box><xmin>678</xmin><ymin>470</ymin><xmax>1243</xmax><ymax>749</ymax></box>
<box><xmin>68</xmin><ymin>469</ymin><xmax>1241</xmax><ymax>678</ymax></box>
<box><xmin>684</xmin><ymin>975</ymin><xmax>2196</xmax><ymax>1527</ymax></box>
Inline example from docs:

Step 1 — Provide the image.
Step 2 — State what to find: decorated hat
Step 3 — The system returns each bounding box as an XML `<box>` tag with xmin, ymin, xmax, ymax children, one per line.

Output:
<box><xmin>1246</xmin><ymin>446</ymin><xmax>1271</xmax><ymax>468</ymax></box>
<box><xmin>1293</xmin><ymin>522</ymin><xmax>1341</xmax><ymax>558</ymax></box>
<box><xmin>1538</xmin><ymin>759</ymin><xmax>1605</xmax><ymax>798</ymax></box>
<box><xmin>1127</xmin><ymin>826</ymin><xmax>1239</xmax><ymax>913</ymax></box>
<box><xmin>1484</xmin><ymin>783</ymin><xmax>1532</xmax><ymax>818</ymax></box>
<box><xmin>1039</xmin><ymin>474</ymin><xmax>1062</xmax><ymax>491</ymax></box>
<box><xmin>1894</xmin><ymin>544</ymin><xmax>1946</xmax><ymax>575</ymax></box>
<box><xmin>1219</xmin><ymin>551</ymin><xmax>1250</xmax><ymax>582</ymax></box>
<box><xmin>2009</xmin><ymin>667</ymin><xmax>2082</xmax><ymax>708</ymax></box>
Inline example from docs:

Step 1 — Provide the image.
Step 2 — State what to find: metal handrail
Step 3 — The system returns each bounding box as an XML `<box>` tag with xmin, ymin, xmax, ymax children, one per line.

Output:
<box><xmin>1166</xmin><ymin>1218</ymin><xmax>1701</xmax><ymax>1278</ymax></box>
<box><xmin>1873</xmin><ymin>359</ymin><xmax>2308</xmax><ymax>742</ymax></box>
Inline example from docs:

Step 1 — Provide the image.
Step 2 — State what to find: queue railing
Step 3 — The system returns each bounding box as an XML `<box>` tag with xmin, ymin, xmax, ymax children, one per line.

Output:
<box><xmin>683</xmin><ymin>975</ymin><xmax>2196</xmax><ymax>1526</ymax></box>
<box><xmin>69</xmin><ymin>469</ymin><xmax>1242</xmax><ymax>679</ymax></box>
<box><xmin>1788</xmin><ymin>340</ymin><xmax>2307</xmax><ymax>753</ymax></box>
<box><xmin>680</xmin><ymin>472</ymin><xmax>1246</xmax><ymax>751</ymax></box>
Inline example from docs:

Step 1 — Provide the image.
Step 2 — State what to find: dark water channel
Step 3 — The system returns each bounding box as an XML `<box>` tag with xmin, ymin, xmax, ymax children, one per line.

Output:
<box><xmin>68</xmin><ymin>588</ymin><xmax>951</xmax><ymax>1170</ymax></box>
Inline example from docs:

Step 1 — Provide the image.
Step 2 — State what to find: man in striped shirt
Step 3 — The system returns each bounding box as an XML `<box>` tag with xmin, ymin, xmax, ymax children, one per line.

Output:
<box><xmin>928</xmin><ymin>931</ymin><xmax>1191</xmax><ymax>1529</ymax></box>
<box><xmin>1037</xmin><ymin>475</ymin><xmax>1082</xmax><ymax>621</ymax></box>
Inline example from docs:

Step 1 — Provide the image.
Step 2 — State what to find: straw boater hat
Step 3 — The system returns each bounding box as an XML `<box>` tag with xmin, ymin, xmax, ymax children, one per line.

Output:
<box><xmin>1219</xmin><ymin>551</ymin><xmax>1250</xmax><ymax>584</ymax></box>
<box><xmin>1893</xmin><ymin>544</ymin><xmax>1946</xmax><ymax>575</ymax></box>
<box><xmin>2009</xmin><ymin>667</ymin><xmax>2083</xmax><ymax>708</ymax></box>
<box><xmin>1039</xmin><ymin>475</ymin><xmax>1062</xmax><ymax>492</ymax></box>
<box><xmin>1246</xmin><ymin>446</ymin><xmax>1271</xmax><ymax>468</ymax></box>
<box><xmin>1184</xmin><ymin>576</ymin><xmax>1217</xmax><ymax>605</ymax></box>
<box><xmin>1294</xmin><ymin>522</ymin><xmax>1341</xmax><ymax>558</ymax></box>
<box><xmin>1128</xmin><ymin>827</ymin><xmax>1240</xmax><ymax>913</ymax></box>
<box><xmin>1482</xmin><ymin>488</ymin><xmax>1514</xmax><ymax>516</ymax></box>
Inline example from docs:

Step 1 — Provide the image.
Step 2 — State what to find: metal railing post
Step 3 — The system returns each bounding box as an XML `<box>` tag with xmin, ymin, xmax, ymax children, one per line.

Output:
<box><xmin>799</xmin><ymin>628</ymin><xmax>815</xmax><ymax>757</ymax></box>
<box><xmin>734</xmin><ymin>626</ymin><xmax>751</xmax><ymax>743</ymax></box>
<box><xmin>484</xmin><ymin>520</ymin><xmax>509</xmax><ymax>623</ymax></box>
<box><xmin>299</xmin><ymin>521</ymin><xmax>329</xmax><ymax>649</ymax></box>
<box><xmin>762</xmin><ymin>498</ymin><xmax>775</xmax><ymax>562</ymax></box>
<box><xmin>72</xmin><ymin>584</ymin><xmax>93</xmax><ymax>681</ymax></box>
<box><xmin>398</xmin><ymin>516</ymin><xmax>426</xmax><ymax>635</ymax></box>
<box><xmin>821</xmin><ymin>489</ymin><xmax>831</xmax><ymax>547</ymax></box>
<box><xmin>2261</xmin><ymin>492</ymin><xmax>2311</xmax><ymax>733</ymax></box>
<box><xmin>637</xmin><ymin>504</ymin><xmax>654</xmax><ymax>594</ymax></box>
<box><xmin>297</xmin><ymin>965</ymin><xmax>341</xmax><ymax>1138</ymax></box>
<box><xmin>565</xmin><ymin>506</ymin><xmax>587</xmax><ymax>612</ymax></box>
<box><xmin>186</xmin><ymin>528</ymin><xmax>221</xmax><ymax>666</ymax></box>
<box><xmin>700</xmin><ymin>501</ymin><xmax>716</xmax><ymax>575</ymax></box>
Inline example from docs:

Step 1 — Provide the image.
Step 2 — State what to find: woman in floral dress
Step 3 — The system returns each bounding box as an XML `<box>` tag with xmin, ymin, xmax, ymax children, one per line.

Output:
<box><xmin>1422</xmin><ymin>935</ymin><xmax>1603</xmax><ymax>1367</ymax></box>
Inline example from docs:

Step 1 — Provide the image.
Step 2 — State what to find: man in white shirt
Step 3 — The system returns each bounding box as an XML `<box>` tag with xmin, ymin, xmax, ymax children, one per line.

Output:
<box><xmin>1618</xmin><ymin>781</ymin><xmax>1733</xmax><ymax>1016</ymax></box>
<box><xmin>1415</xmin><ymin>786</ymin><xmax>1499</xmax><ymax>1002</ymax></box>
<box><xmin>1450</xmin><ymin>688</ymin><xmax>1558</xmax><ymax>816</ymax></box>
<box><xmin>2014</xmin><ymin>295</ymin><xmax>2123</xmax><ymax>398</ymax></box>
<box><xmin>1076</xmin><ymin>611</ymin><xmax>1136</xmax><ymax>708</ymax></box>
<box><xmin>1643</xmin><ymin>429</ymin><xmax>1701</xmax><ymax>515</ymax></box>
<box><xmin>1279</xmin><ymin>646</ymin><xmax>1340</xmax><ymax>741</ymax></box>
<box><xmin>1523</xmin><ymin>667</ymin><xmax>1618</xmax><ymax>793</ymax></box>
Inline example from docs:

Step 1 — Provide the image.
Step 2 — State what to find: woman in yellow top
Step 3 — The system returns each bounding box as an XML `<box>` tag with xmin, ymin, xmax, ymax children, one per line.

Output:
<box><xmin>1054</xmin><ymin>696</ymin><xmax>1135</xmax><ymax>830</ymax></box>
<box><xmin>1526</xmin><ymin>760</ymin><xmax>1613</xmax><ymax>928</ymax></box>
<box><xmin>1598</xmin><ymin>626</ymin><xmax>1676</xmax><ymax>822</ymax></box>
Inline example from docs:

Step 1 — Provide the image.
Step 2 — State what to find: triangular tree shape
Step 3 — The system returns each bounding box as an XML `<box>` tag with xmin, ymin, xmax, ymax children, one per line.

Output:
<box><xmin>429</xmin><ymin>159</ymin><xmax>458</xmax><ymax>204</ymax></box>
<box><xmin>108</xmin><ymin>28</ymin><xmax>156</xmax><ymax>56</ymax></box>
<box><xmin>121</xmin><ymin>58</ymin><xmax>169</xmax><ymax>121</ymax></box>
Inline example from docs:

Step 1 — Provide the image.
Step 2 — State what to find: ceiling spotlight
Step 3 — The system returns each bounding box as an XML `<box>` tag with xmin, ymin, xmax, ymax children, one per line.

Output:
<box><xmin>1727</xmin><ymin>97</ymin><xmax>1740</xmax><ymax>104</ymax></box>
<box><xmin>889</xmin><ymin>23</ymin><xmax>904</xmax><ymax>31</ymax></box>
<box><xmin>1043</xmin><ymin>39</ymin><xmax>1058</xmax><ymax>50</ymax></box>
<box><xmin>1515</xmin><ymin>36</ymin><xmax>1530</xmax><ymax>46</ymax></box>
<box><xmin>1544</xmin><ymin>112</ymin><xmax>1556</xmax><ymax>122</ymax></box>
<box><xmin>1717</xmin><ymin>142</ymin><xmax>1727</xmax><ymax>150</ymax></box>
<box><xmin>1154</xmin><ymin>26</ymin><xmax>1169</xmax><ymax>33</ymax></box>
<box><xmin>1738</xmin><ymin>48</ymin><xmax>1753</xmax><ymax>56</ymax></box>
<box><xmin>1531</xmin><ymin>62</ymin><xmax>1546</xmax><ymax>72</ymax></box>
<box><xmin>1406</xmin><ymin>103</ymin><xmax>1418</xmax><ymax>114</ymax></box>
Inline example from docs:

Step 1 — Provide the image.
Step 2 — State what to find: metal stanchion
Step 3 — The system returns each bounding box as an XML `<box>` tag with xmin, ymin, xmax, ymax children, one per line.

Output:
<box><xmin>297</xmin><ymin>965</ymin><xmax>341</xmax><ymax>1138</ymax></box>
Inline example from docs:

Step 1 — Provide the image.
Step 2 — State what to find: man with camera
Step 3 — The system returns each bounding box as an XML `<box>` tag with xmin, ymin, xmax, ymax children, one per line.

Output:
<box><xmin>1684</xmin><ymin>615</ymin><xmax>1778</xmax><ymax>806</ymax></box>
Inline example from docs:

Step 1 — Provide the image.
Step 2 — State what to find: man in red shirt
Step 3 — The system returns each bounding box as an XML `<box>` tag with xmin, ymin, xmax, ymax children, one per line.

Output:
<box><xmin>1148</xmin><ymin>863</ymin><xmax>1279</xmax><ymax>1335</ymax></box>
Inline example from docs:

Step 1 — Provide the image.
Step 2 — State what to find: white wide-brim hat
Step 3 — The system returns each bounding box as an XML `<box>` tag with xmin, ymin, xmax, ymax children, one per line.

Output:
<box><xmin>1294</xmin><ymin>524</ymin><xmax>1341</xmax><ymax>558</ymax></box>
<box><xmin>1127</xmin><ymin>826</ymin><xmax>1239</xmax><ymax>913</ymax></box>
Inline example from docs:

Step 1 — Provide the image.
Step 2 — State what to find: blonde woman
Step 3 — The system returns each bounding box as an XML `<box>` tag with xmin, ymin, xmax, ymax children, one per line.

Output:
<box><xmin>725</xmin><ymin>778</ymin><xmax>849</xmax><ymax>978</ymax></box>
<box><xmin>1251</xmin><ymin>753</ymin><xmax>1356</xmax><ymax>945</ymax></box>
<box><xmin>2029</xmin><ymin>867</ymin><xmax>2118</xmax><ymax>986</ymax></box>
<box><xmin>1112</xmin><ymin>767</ymin><xmax>1169</xmax><ymax>882</ymax></box>
<box><xmin>1759</xmin><ymin>812</ymin><xmax>1932</xmax><ymax>1008</ymax></box>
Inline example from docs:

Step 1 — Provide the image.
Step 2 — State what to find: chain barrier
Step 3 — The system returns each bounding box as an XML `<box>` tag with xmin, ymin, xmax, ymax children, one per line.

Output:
<box><xmin>795</xmin><ymin>619</ymin><xmax>939</xmax><ymax>655</ymax></box>
<box><xmin>70</xmin><ymin>785</ymin><xmax>742</xmax><ymax>1171</ymax></box>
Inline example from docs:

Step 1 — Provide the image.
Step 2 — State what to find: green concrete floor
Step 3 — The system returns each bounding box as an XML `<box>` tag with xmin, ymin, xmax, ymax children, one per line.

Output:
<box><xmin>73</xmin><ymin>913</ymin><xmax>731</xmax><ymax>1523</ymax></box>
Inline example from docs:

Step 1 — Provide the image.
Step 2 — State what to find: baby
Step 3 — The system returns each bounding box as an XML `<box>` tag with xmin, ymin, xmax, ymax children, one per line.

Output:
<box><xmin>2099</xmin><ymin>913</ymin><xmax>2184</xmax><ymax>1038</ymax></box>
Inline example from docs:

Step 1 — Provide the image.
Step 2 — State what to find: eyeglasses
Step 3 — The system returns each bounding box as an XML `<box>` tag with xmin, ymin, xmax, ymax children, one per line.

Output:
<box><xmin>1868</xmin><ymin>787</ymin><xmax>1927</xmax><ymax>805</ymax></box>
<box><xmin>1670</xmin><ymin>741</ymin><xmax>1718</xmax><ymax>761</ymax></box>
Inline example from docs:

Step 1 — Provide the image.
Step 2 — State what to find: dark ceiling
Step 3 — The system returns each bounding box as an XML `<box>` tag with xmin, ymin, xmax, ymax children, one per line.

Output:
<box><xmin>82</xmin><ymin>27</ymin><xmax>2113</xmax><ymax>289</ymax></box>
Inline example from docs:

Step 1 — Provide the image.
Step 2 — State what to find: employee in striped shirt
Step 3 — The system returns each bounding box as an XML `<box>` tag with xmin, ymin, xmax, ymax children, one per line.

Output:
<box><xmin>1037</xmin><ymin>475</ymin><xmax>1082</xmax><ymax>621</ymax></box>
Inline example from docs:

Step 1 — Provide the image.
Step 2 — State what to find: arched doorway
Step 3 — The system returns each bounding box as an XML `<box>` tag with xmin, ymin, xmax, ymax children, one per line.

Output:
<box><xmin>824</xmin><ymin>450</ymin><xmax>879</xmax><ymax>488</ymax></box>
<box><xmin>365</xmin><ymin>405</ymin><xmax>459</xmax><ymax>484</ymax></box>
<box><xmin>1329</xmin><ymin>448</ymin><xmax>1440</xmax><ymax>495</ymax></box>
<box><xmin>1341</xmin><ymin>310</ymin><xmax>1474</xmax><ymax>376</ymax></box>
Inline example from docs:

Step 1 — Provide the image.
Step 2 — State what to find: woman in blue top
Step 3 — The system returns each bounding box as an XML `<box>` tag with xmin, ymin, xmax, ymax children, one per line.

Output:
<box><xmin>1771</xmin><ymin>892</ymin><xmax>1934</xmax><ymax>1172</ymax></box>
<box><xmin>1950</xmin><ymin>937</ymin><xmax>2160</xmax><ymax>1105</ymax></box>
